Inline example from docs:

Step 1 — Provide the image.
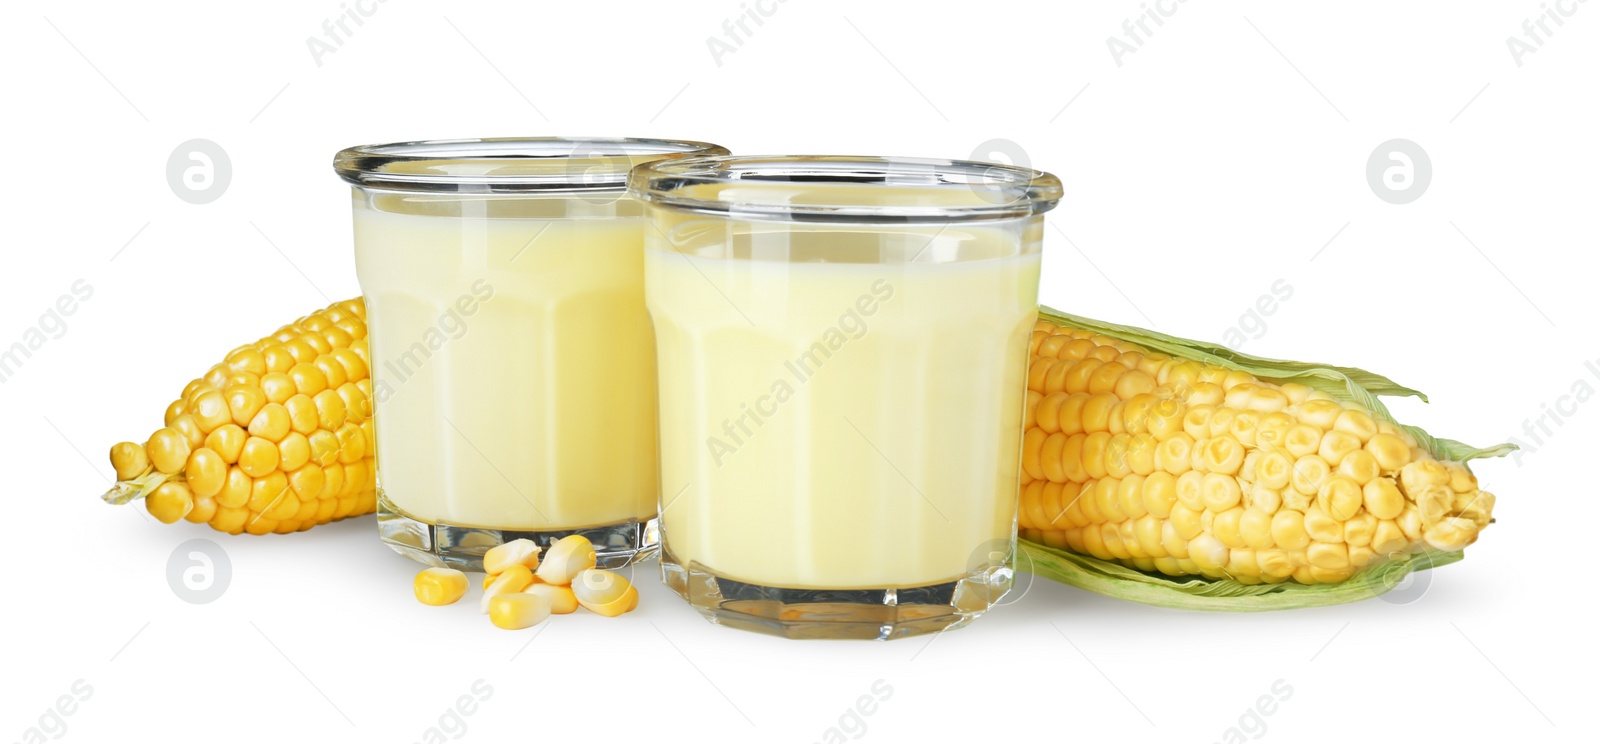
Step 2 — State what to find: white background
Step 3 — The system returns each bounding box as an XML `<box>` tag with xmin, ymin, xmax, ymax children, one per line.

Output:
<box><xmin>3</xmin><ymin>1</ymin><xmax>1594</xmax><ymax>742</ymax></box>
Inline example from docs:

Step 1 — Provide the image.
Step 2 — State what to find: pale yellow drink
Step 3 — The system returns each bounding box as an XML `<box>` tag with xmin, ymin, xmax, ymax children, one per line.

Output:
<box><xmin>646</xmin><ymin>221</ymin><xmax>1042</xmax><ymax>589</ymax></box>
<box><xmin>339</xmin><ymin>137</ymin><xmax>728</xmax><ymax>570</ymax></box>
<box><xmin>354</xmin><ymin>196</ymin><xmax>659</xmax><ymax>530</ymax></box>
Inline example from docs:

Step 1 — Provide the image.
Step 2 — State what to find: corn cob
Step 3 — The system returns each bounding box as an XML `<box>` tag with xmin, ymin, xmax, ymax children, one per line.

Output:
<box><xmin>1018</xmin><ymin>308</ymin><xmax>1507</xmax><ymax>598</ymax></box>
<box><xmin>102</xmin><ymin>298</ymin><xmax>377</xmax><ymax>534</ymax></box>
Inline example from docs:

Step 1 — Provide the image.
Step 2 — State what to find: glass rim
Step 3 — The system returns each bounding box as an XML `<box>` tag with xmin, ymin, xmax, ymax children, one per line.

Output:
<box><xmin>628</xmin><ymin>154</ymin><xmax>1062</xmax><ymax>223</ymax></box>
<box><xmin>333</xmin><ymin>136</ymin><xmax>730</xmax><ymax>194</ymax></box>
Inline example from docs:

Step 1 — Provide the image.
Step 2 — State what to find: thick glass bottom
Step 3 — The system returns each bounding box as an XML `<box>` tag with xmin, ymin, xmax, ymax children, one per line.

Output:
<box><xmin>377</xmin><ymin>492</ymin><xmax>659</xmax><ymax>571</ymax></box>
<box><xmin>659</xmin><ymin>545</ymin><xmax>1014</xmax><ymax>640</ymax></box>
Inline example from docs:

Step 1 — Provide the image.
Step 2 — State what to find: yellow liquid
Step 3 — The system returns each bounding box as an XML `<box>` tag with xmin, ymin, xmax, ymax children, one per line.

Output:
<box><xmin>646</xmin><ymin>224</ymin><xmax>1040</xmax><ymax>589</ymax></box>
<box><xmin>353</xmin><ymin>196</ymin><xmax>658</xmax><ymax>530</ymax></box>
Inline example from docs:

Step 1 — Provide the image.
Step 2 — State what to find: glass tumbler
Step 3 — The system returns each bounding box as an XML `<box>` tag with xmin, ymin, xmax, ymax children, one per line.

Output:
<box><xmin>630</xmin><ymin>155</ymin><xmax>1062</xmax><ymax>639</ymax></box>
<box><xmin>334</xmin><ymin>137</ymin><xmax>729</xmax><ymax>570</ymax></box>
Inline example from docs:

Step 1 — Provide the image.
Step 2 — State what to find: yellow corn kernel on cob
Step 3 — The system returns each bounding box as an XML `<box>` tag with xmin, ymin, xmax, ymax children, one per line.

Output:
<box><xmin>102</xmin><ymin>298</ymin><xmax>377</xmax><ymax>534</ymax></box>
<box><xmin>1017</xmin><ymin>318</ymin><xmax>1496</xmax><ymax>586</ymax></box>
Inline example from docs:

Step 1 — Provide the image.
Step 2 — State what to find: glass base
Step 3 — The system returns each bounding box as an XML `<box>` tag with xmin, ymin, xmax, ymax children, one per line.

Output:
<box><xmin>659</xmin><ymin>547</ymin><xmax>1014</xmax><ymax>640</ymax></box>
<box><xmin>377</xmin><ymin>493</ymin><xmax>659</xmax><ymax>572</ymax></box>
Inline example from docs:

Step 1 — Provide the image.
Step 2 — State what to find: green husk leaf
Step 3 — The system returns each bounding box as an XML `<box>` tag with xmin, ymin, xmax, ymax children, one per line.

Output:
<box><xmin>1019</xmin><ymin>540</ymin><xmax>1462</xmax><ymax>612</ymax></box>
<box><xmin>1022</xmin><ymin>307</ymin><xmax>1512</xmax><ymax>610</ymax></box>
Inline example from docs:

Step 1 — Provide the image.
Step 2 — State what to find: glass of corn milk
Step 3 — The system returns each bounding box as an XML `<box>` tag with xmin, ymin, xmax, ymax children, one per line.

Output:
<box><xmin>334</xmin><ymin>137</ymin><xmax>729</xmax><ymax>570</ymax></box>
<box><xmin>630</xmin><ymin>155</ymin><xmax>1061</xmax><ymax>639</ymax></box>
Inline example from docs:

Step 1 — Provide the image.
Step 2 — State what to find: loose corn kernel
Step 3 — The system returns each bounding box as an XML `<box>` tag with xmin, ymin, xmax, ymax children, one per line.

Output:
<box><xmin>484</xmin><ymin>539</ymin><xmax>542</xmax><ymax>575</ymax></box>
<box><xmin>489</xmin><ymin>592</ymin><xmax>552</xmax><ymax>630</ymax></box>
<box><xmin>571</xmin><ymin>569</ymin><xmax>639</xmax><ymax>617</ymax></box>
<box><xmin>480</xmin><ymin>565</ymin><xmax>536</xmax><ymax>613</ymax></box>
<box><xmin>536</xmin><ymin>535</ymin><xmax>598</xmax><ymax>585</ymax></box>
<box><xmin>414</xmin><ymin>568</ymin><xmax>469</xmax><ymax>606</ymax></box>
<box><xmin>524</xmin><ymin>582</ymin><xmax>579</xmax><ymax>615</ymax></box>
